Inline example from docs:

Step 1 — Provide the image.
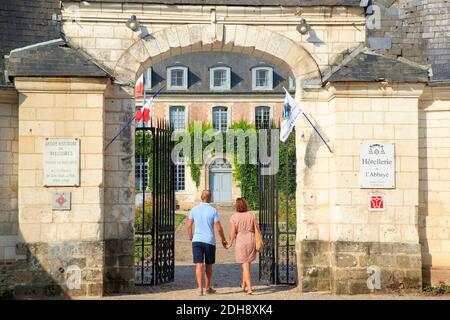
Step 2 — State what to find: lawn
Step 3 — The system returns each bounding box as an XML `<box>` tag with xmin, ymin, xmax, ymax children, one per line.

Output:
<box><xmin>135</xmin><ymin>212</ymin><xmax>186</xmax><ymax>263</ymax></box>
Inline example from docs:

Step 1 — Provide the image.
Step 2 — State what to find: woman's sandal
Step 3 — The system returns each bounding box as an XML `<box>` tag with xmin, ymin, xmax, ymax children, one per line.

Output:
<box><xmin>246</xmin><ymin>289</ymin><xmax>253</xmax><ymax>295</ymax></box>
<box><xmin>240</xmin><ymin>284</ymin><xmax>246</xmax><ymax>292</ymax></box>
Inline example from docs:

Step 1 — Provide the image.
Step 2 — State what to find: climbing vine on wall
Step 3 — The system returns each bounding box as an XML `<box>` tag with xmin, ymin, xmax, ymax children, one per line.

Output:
<box><xmin>137</xmin><ymin>120</ymin><xmax>297</xmax><ymax>212</ymax></box>
<box><xmin>229</xmin><ymin>121</ymin><xmax>259</xmax><ymax>210</ymax></box>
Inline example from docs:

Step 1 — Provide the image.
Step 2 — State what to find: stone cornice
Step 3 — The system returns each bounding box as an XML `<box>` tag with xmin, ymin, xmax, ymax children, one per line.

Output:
<box><xmin>0</xmin><ymin>86</ymin><xmax>18</xmax><ymax>104</ymax></box>
<box><xmin>14</xmin><ymin>77</ymin><xmax>110</xmax><ymax>94</ymax></box>
<box><xmin>420</xmin><ymin>85</ymin><xmax>450</xmax><ymax>101</ymax></box>
<box><xmin>61</xmin><ymin>4</ymin><xmax>365</xmax><ymax>26</ymax></box>
<box><xmin>136</xmin><ymin>93</ymin><xmax>286</xmax><ymax>103</ymax></box>
<box><xmin>326</xmin><ymin>82</ymin><xmax>426</xmax><ymax>99</ymax></box>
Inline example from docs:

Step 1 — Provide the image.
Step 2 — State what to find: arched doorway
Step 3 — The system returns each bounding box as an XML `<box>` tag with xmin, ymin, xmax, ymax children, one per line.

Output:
<box><xmin>209</xmin><ymin>158</ymin><xmax>233</xmax><ymax>204</ymax></box>
<box><xmin>112</xmin><ymin>23</ymin><xmax>321</xmax><ymax>292</ymax></box>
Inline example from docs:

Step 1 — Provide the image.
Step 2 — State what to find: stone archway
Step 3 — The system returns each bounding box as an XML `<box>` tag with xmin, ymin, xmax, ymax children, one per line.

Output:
<box><xmin>113</xmin><ymin>24</ymin><xmax>321</xmax><ymax>89</ymax></box>
<box><xmin>106</xmin><ymin>24</ymin><xmax>321</xmax><ymax>294</ymax></box>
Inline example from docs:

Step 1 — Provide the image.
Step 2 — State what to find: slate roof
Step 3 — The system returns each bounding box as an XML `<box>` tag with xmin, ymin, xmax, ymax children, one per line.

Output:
<box><xmin>148</xmin><ymin>51</ymin><xmax>294</xmax><ymax>94</ymax></box>
<box><xmin>66</xmin><ymin>0</ymin><xmax>362</xmax><ymax>6</ymax></box>
<box><xmin>7</xmin><ymin>39</ymin><xmax>109</xmax><ymax>79</ymax></box>
<box><xmin>0</xmin><ymin>0</ymin><xmax>61</xmax><ymax>85</ymax></box>
<box><xmin>324</xmin><ymin>48</ymin><xmax>430</xmax><ymax>84</ymax></box>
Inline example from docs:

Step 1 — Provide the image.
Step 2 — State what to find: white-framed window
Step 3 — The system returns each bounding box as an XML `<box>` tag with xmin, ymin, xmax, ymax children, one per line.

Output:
<box><xmin>167</xmin><ymin>66</ymin><xmax>188</xmax><ymax>90</ymax></box>
<box><xmin>135</xmin><ymin>155</ymin><xmax>148</xmax><ymax>191</ymax></box>
<box><xmin>169</xmin><ymin>106</ymin><xmax>186</xmax><ymax>130</ymax></box>
<box><xmin>252</xmin><ymin>66</ymin><xmax>273</xmax><ymax>91</ymax></box>
<box><xmin>255</xmin><ymin>106</ymin><xmax>271</xmax><ymax>129</ymax></box>
<box><xmin>289</xmin><ymin>76</ymin><xmax>296</xmax><ymax>91</ymax></box>
<box><xmin>210</xmin><ymin>67</ymin><xmax>231</xmax><ymax>91</ymax></box>
<box><xmin>144</xmin><ymin>67</ymin><xmax>152</xmax><ymax>91</ymax></box>
<box><xmin>174</xmin><ymin>154</ymin><xmax>185</xmax><ymax>192</ymax></box>
<box><xmin>212</xmin><ymin>106</ymin><xmax>228</xmax><ymax>132</ymax></box>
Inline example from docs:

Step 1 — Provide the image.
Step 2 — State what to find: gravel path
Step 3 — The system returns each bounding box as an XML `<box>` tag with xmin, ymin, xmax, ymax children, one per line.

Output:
<box><xmin>105</xmin><ymin>207</ymin><xmax>449</xmax><ymax>300</ymax></box>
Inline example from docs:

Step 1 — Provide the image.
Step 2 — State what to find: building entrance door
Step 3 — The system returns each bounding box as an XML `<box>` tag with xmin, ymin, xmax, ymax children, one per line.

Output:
<box><xmin>209</xmin><ymin>158</ymin><xmax>232</xmax><ymax>204</ymax></box>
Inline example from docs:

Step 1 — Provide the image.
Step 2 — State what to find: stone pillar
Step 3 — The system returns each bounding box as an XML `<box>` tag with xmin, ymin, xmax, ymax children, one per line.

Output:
<box><xmin>296</xmin><ymin>82</ymin><xmax>425</xmax><ymax>294</ymax></box>
<box><xmin>13</xmin><ymin>77</ymin><xmax>109</xmax><ymax>298</ymax></box>
<box><xmin>0</xmin><ymin>87</ymin><xmax>18</xmax><ymax>258</ymax></box>
<box><xmin>419</xmin><ymin>86</ymin><xmax>450</xmax><ymax>286</ymax></box>
<box><xmin>103</xmin><ymin>84</ymin><xmax>135</xmax><ymax>294</ymax></box>
<box><xmin>0</xmin><ymin>87</ymin><xmax>19</xmax><ymax>297</ymax></box>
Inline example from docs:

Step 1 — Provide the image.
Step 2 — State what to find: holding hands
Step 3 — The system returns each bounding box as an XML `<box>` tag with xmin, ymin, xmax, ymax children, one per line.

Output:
<box><xmin>221</xmin><ymin>239</ymin><xmax>232</xmax><ymax>249</ymax></box>
<box><xmin>221</xmin><ymin>239</ymin><xmax>228</xmax><ymax>248</ymax></box>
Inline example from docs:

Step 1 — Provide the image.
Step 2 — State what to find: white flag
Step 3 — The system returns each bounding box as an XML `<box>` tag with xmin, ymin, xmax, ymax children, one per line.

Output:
<box><xmin>280</xmin><ymin>88</ymin><xmax>303</xmax><ymax>142</ymax></box>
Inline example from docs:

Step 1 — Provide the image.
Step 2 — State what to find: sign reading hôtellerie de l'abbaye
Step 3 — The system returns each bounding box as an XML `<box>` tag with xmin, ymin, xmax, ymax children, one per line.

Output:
<box><xmin>360</xmin><ymin>142</ymin><xmax>395</xmax><ymax>189</ymax></box>
<box><xmin>43</xmin><ymin>138</ymin><xmax>80</xmax><ymax>187</ymax></box>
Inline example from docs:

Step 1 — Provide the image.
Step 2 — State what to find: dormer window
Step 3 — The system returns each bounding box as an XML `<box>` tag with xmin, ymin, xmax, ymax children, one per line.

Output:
<box><xmin>210</xmin><ymin>66</ymin><xmax>231</xmax><ymax>91</ymax></box>
<box><xmin>252</xmin><ymin>66</ymin><xmax>273</xmax><ymax>91</ymax></box>
<box><xmin>167</xmin><ymin>66</ymin><xmax>188</xmax><ymax>90</ymax></box>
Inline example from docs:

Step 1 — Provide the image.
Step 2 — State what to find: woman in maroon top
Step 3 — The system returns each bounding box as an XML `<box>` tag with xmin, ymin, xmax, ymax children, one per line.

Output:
<box><xmin>226</xmin><ymin>198</ymin><xmax>261</xmax><ymax>295</ymax></box>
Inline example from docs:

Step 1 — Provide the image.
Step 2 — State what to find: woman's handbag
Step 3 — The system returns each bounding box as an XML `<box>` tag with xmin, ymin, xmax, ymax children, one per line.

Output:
<box><xmin>255</xmin><ymin>222</ymin><xmax>264</xmax><ymax>253</ymax></box>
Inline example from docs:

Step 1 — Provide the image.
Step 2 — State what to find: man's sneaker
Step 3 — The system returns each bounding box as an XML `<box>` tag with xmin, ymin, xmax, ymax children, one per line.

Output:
<box><xmin>205</xmin><ymin>288</ymin><xmax>216</xmax><ymax>295</ymax></box>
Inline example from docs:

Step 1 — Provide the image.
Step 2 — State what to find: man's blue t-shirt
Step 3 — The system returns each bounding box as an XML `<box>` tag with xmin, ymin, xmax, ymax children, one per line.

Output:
<box><xmin>189</xmin><ymin>203</ymin><xmax>220</xmax><ymax>246</ymax></box>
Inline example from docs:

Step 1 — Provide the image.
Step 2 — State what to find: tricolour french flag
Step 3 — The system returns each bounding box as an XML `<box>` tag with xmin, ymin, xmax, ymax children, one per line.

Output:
<box><xmin>135</xmin><ymin>74</ymin><xmax>144</xmax><ymax>97</ymax></box>
<box><xmin>135</xmin><ymin>87</ymin><xmax>163</xmax><ymax>123</ymax></box>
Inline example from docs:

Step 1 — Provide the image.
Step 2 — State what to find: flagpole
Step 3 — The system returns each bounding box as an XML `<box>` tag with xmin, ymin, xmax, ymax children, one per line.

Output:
<box><xmin>104</xmin><ymin>85</ymin><xmax>164</xmax><ymax>151</ymax></box>
<box><xmin>282</xmin><ymin>87</ymin><xmax>333</xmax><ymax>154</ymax></box>
<box><xmin>302</xmin><ymin>112</ymin><xmax>333</xmax><ymax>154</ymax></box>
<box><xmin>143</xmin><ymin>73</ymin><xmax>147</xmax><ymax>128</ymax></box>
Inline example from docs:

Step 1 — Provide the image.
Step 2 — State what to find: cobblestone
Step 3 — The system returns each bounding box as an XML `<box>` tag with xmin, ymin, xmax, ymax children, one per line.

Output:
<box><xmin>104</xmin><ymin>207</ymin><xmax>449</xmax><ymax>300</ymax></box>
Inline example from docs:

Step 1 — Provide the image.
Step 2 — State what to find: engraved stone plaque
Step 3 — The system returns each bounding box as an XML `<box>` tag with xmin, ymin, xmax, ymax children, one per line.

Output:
<box><xmin>44</xmin><ymin>138</ymin><xmax>80</xmax><ymax>187</ymax></box>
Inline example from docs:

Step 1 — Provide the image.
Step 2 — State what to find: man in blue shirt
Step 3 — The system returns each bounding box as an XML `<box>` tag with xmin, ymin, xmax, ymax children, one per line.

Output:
<box><xmin>187</xmin><ymin>190</ymin><xmax>227</xmax><ymax>296</ymax></box>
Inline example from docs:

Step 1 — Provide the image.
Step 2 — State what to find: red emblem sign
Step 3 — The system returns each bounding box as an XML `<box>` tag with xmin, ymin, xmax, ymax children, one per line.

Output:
<box><xmin>369</xmin><ymin>195</ymin><xmax>385</xmax><ymax>211</ymax></box>
<box><xmin>56</xmin><ymin>195</ymin><xmax>67</xmax><ymax>207</ymax></box>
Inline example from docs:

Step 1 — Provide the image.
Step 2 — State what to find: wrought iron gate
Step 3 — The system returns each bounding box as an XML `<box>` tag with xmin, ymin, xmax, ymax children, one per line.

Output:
<box><xmin>258</xmin><ymin>124</ymin><xmax>297</xmax><ymax>285</ymax></box>
<box><xmin>135</xmin><ymin>119</ymin><xmax>175</xmax><ymax>285</ymax></box>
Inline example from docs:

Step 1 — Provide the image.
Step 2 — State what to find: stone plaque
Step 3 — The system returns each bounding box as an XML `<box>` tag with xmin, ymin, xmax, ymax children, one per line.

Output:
<box><xmin>52</xmin><ymin>192</ymin><xmax>71</xmax><ymax>211</ymax></box>
<box><xmin>360</xmin><ymin>142</ymin><xmax>395</xmax><ymax>189</ymax></box>
<box><xmin>44</xmin><ymin>138</ymin><xmax>80</xmax><ymax>187</ymax></box>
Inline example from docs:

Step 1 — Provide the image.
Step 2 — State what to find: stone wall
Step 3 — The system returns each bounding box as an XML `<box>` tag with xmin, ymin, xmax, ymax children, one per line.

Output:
<box><xmin>296</xmin><ymin>82</ymin><xmax>425</xmax><ymax>294</ymax></box>
<box><xmin>60</xmin><ymin>2</ymin><xmax>366</xmax><ymax>81</ymax></box>
<box><xmin>10</xmin><ymin>77</ymin><xmax>110</xmax><ymax>298</ymax></box>
<box><xmin>0</xmin><ymin>88</ymin><xmax>18</xmax><ymax>263</ymax></box>
<box><xmin>419</xmin><ymin>86</ymin><xmax>450</xmax><ymax>286</ymax></box>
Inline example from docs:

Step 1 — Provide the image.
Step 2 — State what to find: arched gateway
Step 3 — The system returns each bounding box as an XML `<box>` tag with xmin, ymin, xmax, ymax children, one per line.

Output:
<box><xmin>1</xmin><ymin>1</ymin><xmax>439</xmax><ymax>298</ymax></box>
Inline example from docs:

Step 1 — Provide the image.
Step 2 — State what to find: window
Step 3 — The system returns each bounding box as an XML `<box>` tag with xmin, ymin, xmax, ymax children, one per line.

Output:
<box><xmin>289</xmin><ymin>76</ymin><xmax>296</xmax><ymax>91</ymax></box>
<box><xmin>212</xmin><ymin>107</ymin><xmax>228</xmax><ymax>132</ymax></box>
<box><xmin>167</xmin><ymin>66</ymin><xmax>188</xmax><ymax>90</ymax></box>
<box><xmin>255</xmin><ymin>106</ymin><xmax>270</xmax><ymax>129</ymax></box>
<box><xmin>210</xmin><ymin>67</ymin><xmax>231</xmax><ymax>91</ymax></box>
<box><xmin>169</xmin><ymin>106</ymin><xmax>186</xmax><ymax>130</ymax></box>
<box><xmin>144</xmin><ymin>68</ymin><xmax>152</xmax><ymax>91</ymax></box>
<box><xmin>174</xmin><ymin>155</ymin><xmax>185</xmax><ymax>192</ymax></box>
<box><xmin>135</xmin><ymin>155</ymin><xmax>148</xmax><ymax>191</ymax></box>
<box><xmin>252</xmin><ymin>67</ymin><xmax>273</xmax><ymax>91</ymax></box>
